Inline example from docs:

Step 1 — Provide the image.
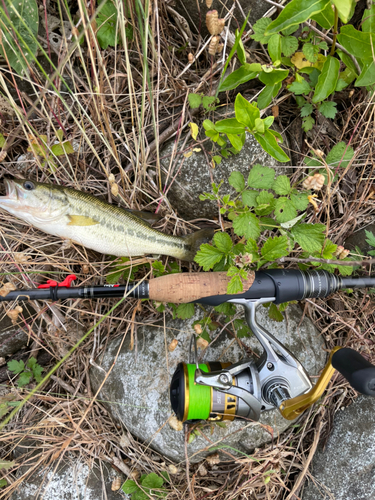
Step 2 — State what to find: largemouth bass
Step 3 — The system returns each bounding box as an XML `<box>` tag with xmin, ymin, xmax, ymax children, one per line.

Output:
<box><xmin>0</xmin><ymin>178</ymin><xmax>214</xmax><ymax>261</ymax></box>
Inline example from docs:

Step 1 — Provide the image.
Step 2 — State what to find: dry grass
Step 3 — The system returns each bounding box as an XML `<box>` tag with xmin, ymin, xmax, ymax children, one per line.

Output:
<box><xmin>0</xmin><ymin>0</ymin><xmax>375</xmax><ymax>498</ymax></box>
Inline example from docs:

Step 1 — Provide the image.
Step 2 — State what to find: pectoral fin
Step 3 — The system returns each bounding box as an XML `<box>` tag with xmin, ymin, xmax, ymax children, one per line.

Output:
<box><xmin>68</xmin><ymin>215</ymin><xmax>99</xmax><ymax>226</ymax></box>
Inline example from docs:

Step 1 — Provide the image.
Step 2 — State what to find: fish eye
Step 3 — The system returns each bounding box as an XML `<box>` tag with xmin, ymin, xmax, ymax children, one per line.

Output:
<box><xmin>23</xmin><ymin>181</ymin><xmax>35</xmax><ymax>191</ymax></box>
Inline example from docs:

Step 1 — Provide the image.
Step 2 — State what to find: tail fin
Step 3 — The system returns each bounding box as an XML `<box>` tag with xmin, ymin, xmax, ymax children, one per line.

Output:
<box><xmin>182</xmin><ymin>228</ymin><xmax>214</xmax><ymax>262</ymax></box>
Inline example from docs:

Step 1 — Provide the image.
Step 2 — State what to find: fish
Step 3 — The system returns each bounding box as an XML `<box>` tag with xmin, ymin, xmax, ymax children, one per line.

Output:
<box><xmin>0</xmin><ymin>178</ymin><xmax>214</xmax><ymax>261</ymax></box>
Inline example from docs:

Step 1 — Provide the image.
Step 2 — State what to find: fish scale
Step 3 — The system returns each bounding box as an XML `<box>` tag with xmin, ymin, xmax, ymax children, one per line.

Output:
<box><xmin>0</xmin><ymin>178</ymin><xmax>214</xmax><ymax>261</ymax></box>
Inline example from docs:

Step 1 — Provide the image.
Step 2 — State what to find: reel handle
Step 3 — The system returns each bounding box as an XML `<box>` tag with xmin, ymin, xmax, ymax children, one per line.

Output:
<box><xmin>331</xmin><ymin>348</ymin><xmax>375</xmax><ymax>396</ymax></box>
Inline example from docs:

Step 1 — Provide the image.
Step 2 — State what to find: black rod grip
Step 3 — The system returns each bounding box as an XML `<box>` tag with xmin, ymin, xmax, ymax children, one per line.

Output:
<box><xmin>332</xmin><ymin>348</ymin><xmax>375</xmax><ymax>396</ymax></box>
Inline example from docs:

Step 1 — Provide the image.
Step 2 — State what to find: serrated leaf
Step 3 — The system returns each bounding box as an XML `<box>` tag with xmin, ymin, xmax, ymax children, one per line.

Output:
<box><xmin>50</xmin><ymin>141</ymin><xmax>74</xmax><ymax>157</ymax></box>
<box><xmin>229</xmin><ymin>171</ymin><xmax>245</xmax><ymax>192</ymax></box>
<box><xmin>302</xmin><ymin>115</ymin><xmax>315</xmax><ymax>132</ymax></box>
<box><xmin>242</xmin><ymin>190</ymin><xmax>258</xmax><ymax>207</ymax></box>
<box><xmin>218</xmin><ymin>64</ymin><xmax>259</xmax><ymax>92</ymax></box>
<box><xmin>122</xmin><ymin>480</ymin><xmax>139</xmax><ymax>494</ymax></box>
<box><xmin>194</xmin><ymin>244</ymin><xmax>224</xmax><ymax>271</ymax></box>
<box><xmin>268</xmin><ymin>303</ymin><xmax>284</xmax><ymax>322</ymax></box>
<box><xmin>251</xmin><ymin>17</ymin><xmax>273</xmax><ymax>44</ymax></box>
<box><xmin>253</xmin><ymin>130</ymin><xmax>290</xmax><ymax>163</ymax></box>
<box><xmin>322</xmin><ymin>240</ymin><xmax>337</xmax><ymax>259</ymax></box>
<box><xmin>32</xmin><ymin>363</ymin><xmax>43</xmax><ymax>383</ymax></box>
<box><xmin>281</xmin><ymin>36</ymin><xmax>299</xmax><ymax>57</ymax></box>
<box><xmin>232</xmin><ymin>212</ymin><xmax>261</xmax><ymax>239</ymax></box>
<box><xmin>332</xmin><ymin>0</ymin><xmax>355</xmax><ymax>24</ymax></box>
<box><xmin>261</xmin><ymin>235</ymin><xmax>289</xmax><ymax>261</ymax></box>
<box><xmin>326</xmin><ymin>141</ymin><xmax>354</xmax><ymax>169</ymax></box>
<box><xmin>188</xmin><ymin>93</ymin><xmax>202</xmax><ymax>109</ymax></box>
<box><xmin>245</xmin><ymin>238</ymin><xmax>259</xmax><ymax>255</ymax></box>
<box><xmin>337</xmin><ymin>25</ymin><xmax>375</xmax><ymax>60</ymax></box>
<box><xmin>213</xmin><ymin>232</ymin><xmax>233</xmax><ymax>253</ymax></box>
<box><xmin>255</xmin><ymin>191</ymin><xmax>275</xmax><ymax>215</ymax></box>
<box><xmin>7</xmin><ymin>359</ymin><xmax>25</xmax><ymax>374</ymax></box>
<box><xmin>365</xmin><ymin>230</ymin><xmax>375</xmax><ymax>248</ymax></box>
<box><xmin>266</xmin><ymin>0</ymin><xmax>330</xmax><ymax>35</ymax></box>
<box><xmin>291</xmin><ymin>223</ymin><xmax>326</xmax><ymax>252</ymax></box>
<box><xmin>176</xmin><ymin>303</ymin><xmax>195</xmax><ymax>320</ymax></box>
<box><xmin>274</xmin><ymin>197</ymin><xmax>297</xmax><ymax>223</ymax></box>
<box><xmin>202</xmin><ymin>96</ymin><xmax>217</xmax><ymax>110</ymax></box>
<box><xmin>234</xmin><ymin>93</ymin><xmax>260</xmax><ymax>129</ymax></box>
<box><xmin>319</xmin><ymin>101</ymin><xmax>337</xmax><ymax>119</ymax></box>
<box><xmin>291</xmin><ymin>192</ymin><xmax>309</xmax><ymax>210</ymax></box>
<box><xmin>18</xmin><ymin>370</ymin><xmax>32</xmax><ymax>387</ymax></box>
<box><xmin>312</xmin><ymin>56</ymin><xmax>340</xmax><ymax>103</ymax></box>
<box><xmin>227</xmin><ymin>275</ymin><xmax>243</xmax><ymax>294</ymax></box>
<box><xmin>288</xmin><ymin>79</ymin><xmax>312</xmax><ymax>95</ymax></box>
<box><xmin>248</xmin><ymin>164</ymin><xmax>275</xmax><ymax>189</ymax></box>
<box><xmin>96</xmin><ymin>1</ymin><xmax>120</xmax><ymax>49</ymax></box>
<box><xmin>303</xmin><ymin>43</ymin><xmax>320</xmax><ymax>63</ymax></box>
<box><xmin>300</xmin><ymin>102</ymin><xmax>313</xmax><ymax>117</ymax></box>
<box><xmin>142</xmin><ymin>473</ymin><xmax>164</xmax><ymax>489</ymax></box>
<box><xmin>273</xmin><ymin>175</ymin><xmax>291</xmax><ymax>195</ymax></box>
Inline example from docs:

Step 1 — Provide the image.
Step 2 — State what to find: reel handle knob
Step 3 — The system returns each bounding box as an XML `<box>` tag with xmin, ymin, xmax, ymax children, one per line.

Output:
<box><xmin>331</xmin><ymin>348</ymin><xmax>375</xmax><ymax>396</ymax></box>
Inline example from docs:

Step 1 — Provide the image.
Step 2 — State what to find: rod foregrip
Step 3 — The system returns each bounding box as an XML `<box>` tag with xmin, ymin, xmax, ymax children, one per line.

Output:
<box><xmin>148</xmin><ymin>272</ymin><xmax>255</xmax><ymax>304</ymax></box>
<box><xmin>332</xmin><ymin>348</ymin><xmax>375</xmax><ymax>396</ymax></box>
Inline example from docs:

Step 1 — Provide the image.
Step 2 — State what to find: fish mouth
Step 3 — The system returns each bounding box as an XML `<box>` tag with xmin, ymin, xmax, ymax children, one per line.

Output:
<box><xmin>0</xmin><ymin>179</ymin><xmax>18</xmax><ymax>205</ymax></box>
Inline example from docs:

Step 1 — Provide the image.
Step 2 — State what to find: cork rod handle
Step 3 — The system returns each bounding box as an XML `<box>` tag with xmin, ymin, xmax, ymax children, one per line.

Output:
<box><xmin>148</xmin><ymin>272</ymin><xmax>255</xmax><ymax>304</ymax></box>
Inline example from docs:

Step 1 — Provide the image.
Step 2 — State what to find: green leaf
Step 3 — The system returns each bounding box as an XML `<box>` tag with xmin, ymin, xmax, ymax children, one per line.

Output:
<box><xmin>261</xmin><ymin>235</ymin><xmax>289</xmax><ymax>261</ymax></box>
<box><xmin>7</xmin><ymin>359</ymin><xmax>25</xmax><ymax>374</ymax></box>
<box><xmin>248</xmin><ymin>164</ymin><xmax>275</xmax><ymax>189</ymax></box>
<box><xmin>96</xmin><ymin>1</ymin><xmax>120</xmax><ymax>49</ymax></box>
<box><xmin>257</xmin><ymin>82</ymin><xmax>282</xmax><ymax>110</ymax></box>
<box><xmin>253</xmin><ymin>130</ymin><xmax>290</xmax><ymax>163</ymax></box>
<box><xmin>0</xmin><ymin>133</ymin><xmax>6</xmax><ymax>148</ymax></box>
<box><xmin>0</xmin><ymin>460</ymin><xmax>15</xmax><ymax>471</ymax></box>
<box><xmin>227</xmin><ymin>133</ymin><xmax>243</xmax><ymax>151</ymax></box>
<box><xmin>202</xmin><ymin>96</ymin><xmax>218</xmax><ymax>110</ymax></box>
<box><xmin>302</xmin><ymin>115</ymin><xmax>315</xmax><ymax>132</ymax></box>
<box><xmin>218</xmin><ymin>64</ymin><xmax>259</xmax><ymax>92</ymax></box>
<box><xmin>18</xmin><ymin>371</ymin><xmax>32</xmax><ymax>387</ymax></box>
<box><xmin>311</xmin><ymin>2</ymin><xmax>335</xmax><ymax>28</ymax></box>
<box><xmin>259</xmin><ymin>69</ymin><xmax>289</xmax><ymax>86</ymax></box>
<box><xmin>365</xmin><ymin>230</ymin><xmax>375</xmax><ymax>248</ymax></box>
<box><xmin>234</xmin><ymin>93</ymin><xmax>260</xmax><ymax>129</ymax></box>
<box><xmin>332</xmin><ymin>0</ymin><xmax>355</xmax><ymax>24</ymax></box>
<box><xmin>122</xmin><ymin>480</ymin><xmax>139</xmax><ymax>494</ymax></box>
<box><xmin>291</xmin><ymin>223</ymin><xmax>326</xmax><ymax>252</ymax></box>
<box><xmin>279</xmin><ymin>212</ymin><xmax>306</xmax><ymax>229</ymax></box>
<box><xmin>232</xmin><ymin>212</ymin><xmax>261</xmax><ymax>239</ymax></box>
<box><xmin>281</xmin><ymin>36</ymin><xmax>299</xmax><ymax>57</ymax></box>
<box><xmin>175</xmin><ymin>303</ymin><xmax>194</xmax><ymax>319</ymax></box>
<box><xmin>195</xmin><ymin>244</ymin><xmax>224</xmax><ymax>271</ymax></box>
<box><xmin>50</xmin><ymin>141</ymin><xmax>74</xmax><ymax>156</ymax></box>
<box><xmin>268</xmin><ymin>303</ymin><xmax>284</xmax><ymax>322</ymax></box>
<box><xmin>227</xmin><ymin>275</ymin><xmax>243</xmax><ymax>294</ymax></box>
<box><xmin>0</xmin><ymin>478</ymin><xmax>7</xmax><ymax>488</ymax></box>
<box><xmin>266</xmin><ymin>0</ymin><xmax>330</xmax><ymax>35</ymax></box>
<box><xmin>322</xmin><ymin>240</ymin><xmax>337</xmax><ymax>259</ymax></box>
<box><xmin>31</xmin><ymin>363</ymin><xmax>43</xmax><ymax>383</ymax></box>
<box><xmin>236</xmin><ymin>30</ymin><xmax>246</xmax><ymax>64</ymax></box>
<box><xmin>300</xmin><ymin>102</ymin><xmax>313</xmax><ymax>117</ymax></box>
<box><xmin>303</xmin><ymin>43</ymin><xmax>320</xmax><ymax>63</ymax></box>
<box><xmin>251</xmin><ymin>18</ymin><xmax>273</xmax><ymax>43</ymax></box>
<box><xmin>268</xmin><ymin>34</ymin><xmax>282</xmax><ymax>62</ymax></box>
<box><xmin>242</xmin><ymin>190</ymin><xmax>258</xmax><ymax>207</ymax></box>
<box><xmin>255</xmin><ymin>191</ymin><xmax>275</xmax><ymax>215</ymax></box>
<box><xmin>229</xmin><ymin>171</ymin><xmax>245</xmax><ymax>193</ymax></box>
<box><xmin>312</xmin><ymin>56</ymin><xmax>340</xmax><ymax>103</ymax></box>
<box><xmin>274</xmin><ymin>197</ymin><xmax>297</xmax><ymax>223</ymax></box>
<box><xmin>355</xmin><ymin>60</ymin><xmax>375</xmax><ymax>87</ymax></box>
<box><xmin>213</xmin><ymin>232</ymin><xmax>233</xmax><ymax>253</ymax></box>
<box><xmin>133</xmin><ymin>489</ymin><xmax>149</xmax><ymax>500</ymax></box>
<box><xmin>215</xmin><ymin>118</ymin><xmax>245</xmax><ymax>134</ymax></box>
<box><xmin>291</xmin><ymin>192</ymin><xmax>309</xmax><ymax>210</ymax></box>
<box><xmin>188</xmin><ymin>93</ymin><xmax>202</xmax><ymax>109</ymax></box>
<box><xmin>254</xmin><ymin>118</ymin><xmax>265</xmax><ymax>134</ymax></box>
<box><xmin>326</xmin><ymin>141</ymin><xmax>354</xmax><ymax>169</ymax></box>
<box><xmin>362</xmin><ymin>6</ymin><xmax>375</xmax><ymax>33</ymax></box>
<box><xmin>337</xmin><ymin>25</ymin><xmax>375</xmax><ymax>60</ymax></box>
<box><xmin>0</xmin><ymin>0</ymin><xmax>39</xmax><ymax>75</ymax></box>
<box><xmin>273</xmin><ymin>175</ymin><xmax>291</xmax><ymax>195</ymax></box>
<box><xmin>142</xmin><ymin>473</ymin><xmax>164</xmax><ymax>489</ymax></box>
<box><xmin>245</xmin><ymin>238</ymin><xmax>259</xmax><ymax>256</ymax></box>
<box><xmin>203</xmin><ymin>119</ymin><xmax>215</xmax><ymax>131</ymax></box>
<box><xmin>319</xmin><ymin>101</ymin><xmax>337</xmax><ymax>119</ymax></box>
<box><xmin>288</xmin><ymin>79</ymin><xmax>312</xmax><ymax>95</ymax></box>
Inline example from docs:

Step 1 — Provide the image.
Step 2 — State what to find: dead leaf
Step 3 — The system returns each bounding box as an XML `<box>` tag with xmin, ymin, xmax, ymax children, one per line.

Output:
<box><xmin>168</xmin><ymin>339</ymin><xmax>178</xmax><ymax>352</ymax></box>
<box><xmin>0</xmin><ymin>282</ymin><xmax>16</xmax><ymax>297</ymax></box>
<box><xmin>169</xmin><ymin>415</ymin><xmax>183</xmax><ymax>431</ymax></box>
<box><xmin>14</xmin><ymin>252</ymin><xmax>31</xmax><ymax>264</ymax></box>
<box><xmin>6</xmin><ymin>306</ymin><xmax>23</xmax><ymax>324</ymax></box>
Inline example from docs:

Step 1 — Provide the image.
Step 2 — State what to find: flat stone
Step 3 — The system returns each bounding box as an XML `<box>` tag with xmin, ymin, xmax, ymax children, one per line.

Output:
<box><xmin>0</xmin><ymin>303</ymin><xmax>38</xmax><ymax>358</ymax></box>
<box><xmin>174</xmin><ymin>0</ymin><xmax>274</xmax><ymax>38</ymax></box>
<box><xmin>90</xmin><ymin>304</ymin><xmax>326</xmax><ymax>463</ymax></box>
<box><xmin>302</xmin><ymin>396</ymin><xmax>375</xmax><ymax>500</ymax></box>
<box><xmin>344</xmin><ymin>224</ymin><xmax>375</xmax><ymax>255</ymax></box>
<box><xmin>159</xmin><ymin>106</ymin><xmax>291</xmax><ymax>220</ymax></box>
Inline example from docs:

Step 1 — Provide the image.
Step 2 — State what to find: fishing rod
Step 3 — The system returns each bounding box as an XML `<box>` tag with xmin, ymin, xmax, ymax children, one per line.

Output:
<box><xmin>2</xmin><ymin>268</ymin><xmax>375</xmax><ymax>421</ymax></box>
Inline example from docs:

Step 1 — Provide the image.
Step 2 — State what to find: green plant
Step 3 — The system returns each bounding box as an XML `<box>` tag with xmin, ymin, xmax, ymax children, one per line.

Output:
<box><xmin>0</xmin><ymin>0</ymin><xmax>39</xmax><ymax>75</ymax></box>
<box><xmin>7</xmin><ymin>357</ymin><xmax>43</xmax><ymax>387</ymax></box>
<box><xmin>27</xmin><ymin>130</ymin><xmax>74</xmax><ymax>172</ymax></box>
<box><xmin>0</xmin><ymin>479</ymin><xmax>7</xmax><ymax>488</ymax></box>
<box><xmin>96</xmin><ymin>0</ymin><xmax>133</xmax><ymax>49</ymax></box>
<box><xmin>122</xmin><ymin>472</ymin><xmax>169</xmax><ymax>499</ymax></box>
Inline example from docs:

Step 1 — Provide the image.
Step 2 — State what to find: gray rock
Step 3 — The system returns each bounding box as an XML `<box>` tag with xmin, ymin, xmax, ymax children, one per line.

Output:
<box><xmin>174</xmin><ymin>0</ymin><xmax>274</xmax><ymax>38</ymax></box>
<box><xmin>344</xmin><ymin>224</ymin><xmax>375</xmax><ymax>255</ymax></box>
<box><xmin>159</xmin><ymin>107</ymin><xmax>291</xmax><ymax>220</ymax></box>
<box><xmin>90</xmin><ymin>304</ymin><xmax>326</xmax><ymax>463</ymax></box>
<box><xmin>0</xmin><ymin>304</ymin><xmax>38</xmax><ymax>357</ymax></box>
<box><xmin>11</xmin><ymin>446</ymin><xmax>126</xmax><ymax>500</ymax></box>
<box><xmin>302</xmin><ymin>396</ymin><xmax>375</xmax><ymax>500</ymax></box>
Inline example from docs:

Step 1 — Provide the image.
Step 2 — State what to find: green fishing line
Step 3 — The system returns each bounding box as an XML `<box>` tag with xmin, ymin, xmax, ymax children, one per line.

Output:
<box><xmin>186</xmin><ymin>363</ymin><xmax>211</xmax><ymax>420</ymax></box>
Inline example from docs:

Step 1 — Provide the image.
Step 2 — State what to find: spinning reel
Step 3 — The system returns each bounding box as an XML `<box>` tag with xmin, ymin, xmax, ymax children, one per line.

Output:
<box><xmin>170</xmin><ymin>297</ymin><xmax>375</xmax><ymax>423</ymax></box>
